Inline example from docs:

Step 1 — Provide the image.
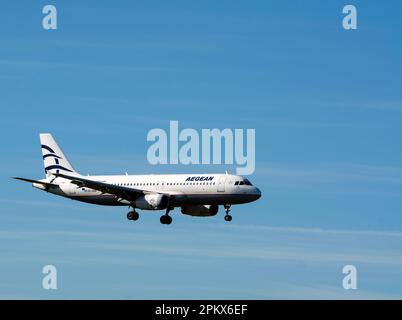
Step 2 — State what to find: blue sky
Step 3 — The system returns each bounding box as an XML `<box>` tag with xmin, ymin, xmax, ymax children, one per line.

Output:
<box><xmin>1</xmin><ymin>0</ymin><xmax>402</xmax><ymax>299</ymax></box>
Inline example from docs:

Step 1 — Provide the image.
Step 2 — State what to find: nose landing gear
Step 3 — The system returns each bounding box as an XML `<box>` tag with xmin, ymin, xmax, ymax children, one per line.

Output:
<box><xmin>224</xmin><ymin>204</ymin><xmax>232</xmax><ymax>222</ymax></box>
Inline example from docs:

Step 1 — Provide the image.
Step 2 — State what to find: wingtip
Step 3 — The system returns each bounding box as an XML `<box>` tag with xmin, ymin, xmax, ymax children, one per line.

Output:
<box><xmin>12</xmin><ymin>177</ymin><xmax>32</xmax><ymax>183</ymax></box>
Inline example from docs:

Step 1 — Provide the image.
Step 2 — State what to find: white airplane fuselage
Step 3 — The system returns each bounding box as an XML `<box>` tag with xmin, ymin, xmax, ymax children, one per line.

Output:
<box><xmin>36</xmin><ymin>173</ymin><xmax>261</xmax><ymax>208</ymax></box>
<box><xmin>15</xmin><ymin>133</ymin><xmax>261</xmax><ymax>224</ymax></box>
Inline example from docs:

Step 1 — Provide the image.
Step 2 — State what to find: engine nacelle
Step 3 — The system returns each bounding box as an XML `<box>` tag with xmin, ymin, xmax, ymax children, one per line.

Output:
<box><xmin>134</xmin><ymin>193</ymin><xmax>169</xmax><ymax>210</ymax></box>
<box><xmin>181</xmin><ymin>205</ymin><xmax>219</xmax><ymax>217</ymax></box>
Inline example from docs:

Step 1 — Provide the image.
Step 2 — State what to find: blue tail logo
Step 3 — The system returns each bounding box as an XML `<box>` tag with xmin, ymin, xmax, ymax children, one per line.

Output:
<box><xmin>41</xmin><ymin>144</ymin><xmax>73</xmax><ymax>174</ymax></box>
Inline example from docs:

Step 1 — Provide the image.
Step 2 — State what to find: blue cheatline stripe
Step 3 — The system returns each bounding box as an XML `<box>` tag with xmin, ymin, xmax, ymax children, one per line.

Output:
<box><xmin>45</xmin><ymin>165</ymin><xmax>73</xmax><ymax>173</ymax></box>
<box><xmin>41</xmin><ymin>144</ymin><xmax>56</xmax><ymax>153</ymax></box>
<box><xmin>43</xmin><ymin>154</ymin><xmax>63</xmax><ymax>159</ymax></box>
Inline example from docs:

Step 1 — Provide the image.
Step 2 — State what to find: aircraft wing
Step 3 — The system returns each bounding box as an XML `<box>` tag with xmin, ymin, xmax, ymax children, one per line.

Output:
<box><xmin>53</xmin><ymin>173</ymin><xmax>154</xmax><ymax>202</ymax></box>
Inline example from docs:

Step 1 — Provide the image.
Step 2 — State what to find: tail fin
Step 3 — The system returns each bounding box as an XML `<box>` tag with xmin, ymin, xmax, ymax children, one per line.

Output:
<box><xmin>40</xmin><ymin>133</ymin><xmax>79</xmax><ymax>177</ymax></box>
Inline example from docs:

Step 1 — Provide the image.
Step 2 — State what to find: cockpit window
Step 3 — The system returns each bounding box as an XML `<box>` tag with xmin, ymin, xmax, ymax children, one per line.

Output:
<box><xmin>236</xmin><ymin>180</ymin><xmax>253</xmax><ymax>186</ymax></box>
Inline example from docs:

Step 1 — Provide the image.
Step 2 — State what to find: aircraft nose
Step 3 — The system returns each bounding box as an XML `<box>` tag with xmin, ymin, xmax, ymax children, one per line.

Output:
<box><xmin>254</xmin><ymin>187</ymin><xmax>262</xmax><ymax>200</ymax></box>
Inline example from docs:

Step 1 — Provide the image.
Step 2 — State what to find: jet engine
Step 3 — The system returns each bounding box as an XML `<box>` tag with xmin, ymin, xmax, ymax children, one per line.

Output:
<box><xmin>181</xmin><ymin>204</ymin><xmax>219</xmax><ymax>217</ymax></box>
<box><xmin>134</xmin><ymin>193</ymin><xmax>169</xmax><ymax>210</ymax></box>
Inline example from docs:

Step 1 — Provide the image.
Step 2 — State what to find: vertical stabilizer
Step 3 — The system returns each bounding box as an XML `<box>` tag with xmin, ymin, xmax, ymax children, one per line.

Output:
<box><xmin>40</xmin><ymin>133</ymin><xmax>79</xmax><ymax>177</ymax></box>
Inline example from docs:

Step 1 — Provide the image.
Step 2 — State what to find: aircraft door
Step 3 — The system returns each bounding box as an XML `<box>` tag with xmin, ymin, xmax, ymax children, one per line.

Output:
<box><xmin>217</xmin><ymin>175</ymin><xmax>226</xmax><ymax>192</ymax></box>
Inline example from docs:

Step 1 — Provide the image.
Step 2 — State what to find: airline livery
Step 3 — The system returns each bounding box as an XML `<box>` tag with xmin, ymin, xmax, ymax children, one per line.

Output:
<box><xmin>13</xmin><ymin>134</ymin><xmax>261</xmax><ymax>224</ymax></box>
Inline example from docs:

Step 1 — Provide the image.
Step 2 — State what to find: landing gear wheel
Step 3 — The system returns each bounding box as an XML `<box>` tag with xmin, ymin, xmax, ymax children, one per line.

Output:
<box><xmin>131</xmin><ymin>211</ymin><xmax>139</xmax><ymax>221</ymax></box>
<box><xmin>160</xmin><ymin>215</ymin><xmax>172</xmax><ymax>225</ymax></box>
<box><xmin>160</xmin><ymin>204</ymin><xmax>173</xmax><ymax>225</ymax></box>
<box><xmin>224</xmin><ymin>204</ymin><xmax>232</xmax><ymax>222</ymax></box>
<box><xmin>127</xmin><ymin>210</ymin><xmax>139</xmax><ymax>221</ymax></box>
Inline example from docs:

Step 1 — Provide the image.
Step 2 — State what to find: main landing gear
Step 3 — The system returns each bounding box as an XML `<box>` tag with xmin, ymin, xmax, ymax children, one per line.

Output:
<box><xmin>224</xmin><ymin>204</ymin><xmax>232</xmax><ymax>222</ymax></box>
<box><xmin>160</xmin><ymin>206</ymin><xmax>174</xmax><ymax>225</ymax></box>
<box><xmin>127</xmin><ymin>209</ymin><xmax>139</xmax><ymax>221</ymax></box>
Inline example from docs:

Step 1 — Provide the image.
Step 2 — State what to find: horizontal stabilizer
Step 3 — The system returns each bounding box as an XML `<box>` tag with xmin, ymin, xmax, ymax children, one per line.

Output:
<box><xmin>12</xmin><ymin>177</ymin><xmax>57</xmax><ymax>187</ymax></box>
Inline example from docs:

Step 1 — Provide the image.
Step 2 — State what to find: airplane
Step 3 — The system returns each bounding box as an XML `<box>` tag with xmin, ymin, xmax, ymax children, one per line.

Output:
<box><xmin>13</xmin><ymin>134</ymin><xmax>261</xmax><ymax>225</ymax></box>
